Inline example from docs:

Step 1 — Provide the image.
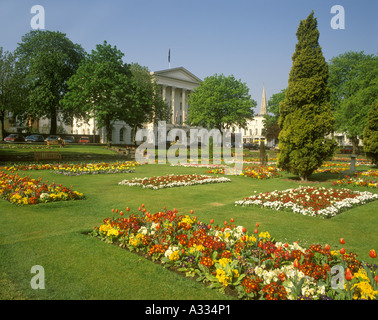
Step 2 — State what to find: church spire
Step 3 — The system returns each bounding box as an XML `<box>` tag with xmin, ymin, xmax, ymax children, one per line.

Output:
<box><xmin>260</xmin><ymin>85</ymin><xmax>267</xmax><ymax>115</ymax></box>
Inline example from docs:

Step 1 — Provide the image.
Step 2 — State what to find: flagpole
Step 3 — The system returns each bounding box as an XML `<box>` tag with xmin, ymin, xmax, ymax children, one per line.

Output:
<box><xmin>168</xmin><ymin>48</ymin><xmax>171</xmax><ymax>69</ymax></box>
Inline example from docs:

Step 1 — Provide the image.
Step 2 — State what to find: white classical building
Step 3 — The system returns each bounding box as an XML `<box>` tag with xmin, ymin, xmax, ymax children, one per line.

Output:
<box><xmin>72</xmin><ymin>67</ymin><xmax>202</xmax><ymax>144</ymax></box>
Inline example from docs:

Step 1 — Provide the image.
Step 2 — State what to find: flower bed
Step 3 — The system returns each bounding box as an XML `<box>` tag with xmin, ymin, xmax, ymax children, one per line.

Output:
<box><xmin>171</xmin><ymin>163</ymin><xmax>228</xmax><ymax>169</ymax></box>
<box><xmin>242</xmin><ymin>165</ymin><xmax>281</xmax><ymax>179</ymax></box>
<box><xmin>333</xmin><ymin>175</ymin><xmax>378</xmax><ymax>188</ymax></box>
<box><xmin>0</xmin><ymin>170</ymin><xmax>85</xmax><ymax>205</ymax></box>
<box><xmin>1</xmin><ymin>161</ymin><xmax>140</xmax><ymax>174</ymax></box>
<box><xmin>360</xmin><ymin>170</ymin><xmax>378</xmax><ymax>178</ymax></box>
<box><xmin>53</xmin><ymin>162</ymin><xmax>137</xmax><ymax>176</ymax></box>
<box><xmin>90</xmin><ymin>207</ymin><xmax>378</xmax><ymax>300</ymax></box>
<box><xmin>314</xmin><ymin>162</ymin><xmax>362</xmax><ymax>174</ymax></box>
<box><xmin>118</xmin><ymin>174</ymin><xmax>231</xmax><ymax>190</ymax></box>
<box><xmin>235</xmin><ymin>186</ymin><xmax>378</xmax><ymax>218</ymax></box>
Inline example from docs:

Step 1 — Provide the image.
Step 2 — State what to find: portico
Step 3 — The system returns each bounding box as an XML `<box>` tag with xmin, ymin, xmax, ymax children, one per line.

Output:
<box><xmin>151</xmin><ymin>67</ymin><xmax>202</xmax><ymax>126</ymax></box>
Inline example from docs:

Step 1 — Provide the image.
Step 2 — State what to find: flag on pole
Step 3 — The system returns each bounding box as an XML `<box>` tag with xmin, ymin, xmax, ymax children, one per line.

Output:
<box><xmin>168</xmin><ymin>48</ymin><xmax>171</xmax><ymax>69</ymax></box>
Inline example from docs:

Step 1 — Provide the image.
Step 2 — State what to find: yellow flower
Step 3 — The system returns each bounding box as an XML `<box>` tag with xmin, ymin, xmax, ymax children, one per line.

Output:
<box><xmin>217</xmin><ymin>258</ymin><xmax>231</xmax><ymax>267</ymax></box>
<box><xmin>169</xmin><ymin>251</ymin><xmax>180</xmax><ymax>261</ymax></box>
<box><xmin>259</xmin><ymin>231</ymin><xmax>271</xmax><ymax>240</ymax></box>
<box><xmin>216</xmin><ymin>269</ymin><xmax>231</xmax><ymax>287</ymax></box>
<box><xmin>350</xmin><ymin>268</ymin><xmax>378</xmax><ymax>300</ymax></box>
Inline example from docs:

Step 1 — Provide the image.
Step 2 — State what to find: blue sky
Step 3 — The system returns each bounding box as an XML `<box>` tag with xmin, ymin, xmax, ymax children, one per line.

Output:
<box><xmin>1</xmin><ymin>0</ymin><xmax>377</xmax><ymax>112</ymax></box>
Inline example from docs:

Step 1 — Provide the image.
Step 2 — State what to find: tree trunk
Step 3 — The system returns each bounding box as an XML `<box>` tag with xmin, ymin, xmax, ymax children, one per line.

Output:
<box><xmin>106</xmin><ymin>124</ymin><xmax>112</xmax><ymax>147</ymax></box>
<box><xmin>351</xmin><ymin>136</ymin><xmax>359</xmax><ymax>155</ymax></box>
<box><xmin>50</xmin><ymin>108</ymin><xmax>57</xmax><ymax>135</ymax></box>
<box><xmin>0</xmin><ymin>111</ymin><xmax>4</xmax><ymax>141</ymax></box>
<box><xmin>259</xmin><ymin>140</ymin><xmax>267</xmax><ymax>166</ymax></box>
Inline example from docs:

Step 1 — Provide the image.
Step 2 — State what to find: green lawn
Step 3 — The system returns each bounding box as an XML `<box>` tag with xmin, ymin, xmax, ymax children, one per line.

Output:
<box><xmin>0</xmin><ymin>157</ymin><xmax>377</xmax><ymax>300</ymax></box>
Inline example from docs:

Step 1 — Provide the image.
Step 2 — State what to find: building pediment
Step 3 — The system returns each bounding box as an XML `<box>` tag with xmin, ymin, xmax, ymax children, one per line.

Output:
<box><xmin>151</xmin><ymin>67</ymin><xmax>202</xmax><ymax>88</ymax></box>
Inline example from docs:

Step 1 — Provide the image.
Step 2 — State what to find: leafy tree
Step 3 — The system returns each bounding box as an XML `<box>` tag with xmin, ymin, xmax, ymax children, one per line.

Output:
<box><xmin>126</xmin><ymin>63</ymin><xmax>170</xmax><ymax>143</ymax></box>
<box><xmin>186</xmin><ymin>74</ymin><xmax>256</xmax><ymax>131</ymax></box>
<box><xmin>62</xmin><ymin>41</ymin><xmax>135</xmax><ymax>145</ymax></box>
<box><xmin>0</xmin><ymin>48</ymin><xmax>25</xmax><ymax>140</ymax></box>
<box><xmin>328</xmin><ymin>51</ymin><xmax>378</xmax><ymax>154</ymax></box>
<box><xmin>263</xmin><ymin>88</ymin><xmax>286</xmax><ymax>143</ymax></box>
<box><xmin>277</xmin><ymin>11</ymin><xmax>337</xmax><ymax>181</ymax></box>
<box><xmin>15</xmin><ymin>30</ymin><xmax>85</xmax><ymax>134</ymax></box>
<box><xmin>363</xmin><ymin>99</ymin><xmax>378</xmax><ymax>164</ymax></box>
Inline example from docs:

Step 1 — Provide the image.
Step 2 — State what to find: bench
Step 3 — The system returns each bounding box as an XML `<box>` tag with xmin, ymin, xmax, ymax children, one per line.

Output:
<box><xmin>46</xmin><ymin>140</ymin><xmax>59</xmax><ymax>146</ymax></box>
<box><xmin>34</xmin><ymin>151</ymin><xmax>62</xmax><ymax>162</ymax></box>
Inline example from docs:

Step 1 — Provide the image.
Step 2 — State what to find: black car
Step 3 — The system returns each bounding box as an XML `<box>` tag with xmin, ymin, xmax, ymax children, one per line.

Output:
<box><xmin>25</xmin><ymin>134</ymin><xmax>45</xmax><ymax>142</ymax></box>
<box><xmin>243</xmin><ymin>143</ymin><xmax>259</xmax><ymax>150</ymax></box>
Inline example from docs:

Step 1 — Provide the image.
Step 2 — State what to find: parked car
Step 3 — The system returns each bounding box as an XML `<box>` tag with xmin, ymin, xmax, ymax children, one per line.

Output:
<box><xmin>25</xmin><ymin>134</ymin><xmax>45</xmax><ymax>142</ymax></box>
<box><xmin>4</xmin><ymin>133</ymin><xmax>25</xmax><ymax>142</ymax></box>
<box><xmin>44</xmin><ymin>135</ymin><xmax>60</xmax><ymax>142</ymax></box>
<box><xmin>63</xmin><ymin>136</ymin><xmax>75</xmax><ymax>143</ymax></box>
<box><xmin>78</xmin><ymin>136</ymin><xmax>90</xmax><ymax>143</ymax></box>
<box><xmin>243</xmin><ymin>143</ymin><xmax>259</xmax><ymax>150</ymax></box>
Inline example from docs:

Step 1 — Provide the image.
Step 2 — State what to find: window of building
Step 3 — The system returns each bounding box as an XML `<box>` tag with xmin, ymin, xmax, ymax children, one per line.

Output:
<box><xmin>120</xmin><ymin>128</ymin><xmax>124</xmax><ymax>142</ymax></box>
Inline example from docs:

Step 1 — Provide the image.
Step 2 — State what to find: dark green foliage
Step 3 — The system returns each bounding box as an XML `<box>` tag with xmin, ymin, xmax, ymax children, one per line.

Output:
<box><xmin>363</xmin><ymin>99</ymin><xmax>378</xmax><ymax>164</ymax></box>
<box><xmin>328</xmin><ymin>51</ymin><xmax>378</xmax><ymax>154</ymax></box>
<box><xmin>15</xmin><ymin>30</ymin><xmax>85</xmax><ymax>134</ymax></box>
<box><xmin>62</xmin><ymin>41</ymin><xmax>139</xmax><ymax>146</ymax></box>
<box><xmin>277</xmin><ymin>12</ymin><xmax>337</xmax><ymax>181</ymax></box>
<box><xmin>187</xmin><ymin>74</ymin><xmax>256</xmax><ymax>131</ymax></box>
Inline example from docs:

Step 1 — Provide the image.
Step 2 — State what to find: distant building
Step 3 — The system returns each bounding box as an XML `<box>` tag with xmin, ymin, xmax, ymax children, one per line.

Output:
<box><xmin>232</xmin><ymin>86</ymin><xmax>269</xmax><ymax>146</ymax></box>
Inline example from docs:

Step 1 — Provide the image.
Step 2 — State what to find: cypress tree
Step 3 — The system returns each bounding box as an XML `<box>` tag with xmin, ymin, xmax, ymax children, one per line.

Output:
<box><xmin>363</xmin><ymin>99</ymin><xmax>378</xmax><ymax>165</ymax></box>
<box><xmin>277</xmin><ymin>11</ymin><xmax>337</xmax><ymax>181</ymax></box>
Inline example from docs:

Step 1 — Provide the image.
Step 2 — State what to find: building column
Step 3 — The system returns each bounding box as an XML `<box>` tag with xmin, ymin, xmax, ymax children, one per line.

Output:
<box><xmin>182</xmin><ymin>89</ymin><xmax>186</xmax><ymax>124</ymax></box>
<box><xmin>171</xmin><ymin>86</ymin><xmax>176</xmax><ymax>124</ymax></box>
<box><xmin>162</xmin><ymin>85</ymin><xmax>166</xmax><ymax>101</ymax></box>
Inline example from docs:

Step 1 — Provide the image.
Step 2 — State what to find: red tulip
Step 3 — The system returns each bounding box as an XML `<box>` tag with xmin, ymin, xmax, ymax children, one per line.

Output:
<box><xmin>112</xmin><ymin>209</ymin><xmax>115</xmax><ymax>213</ymax></box>
<box><xmin>258</xmin><ymin>241</ymin><xmax>263</xmax><ymax>249</ymax></box>
<box><xmin>325</xmin><ymin>244</ymin><xmax>331</xmax><ymax>251</ymax></box>
<box><xmin>181</xmin><ymin>249</ymin><xmax>185</xmax><ymax>254</ymax></box>
<box><xmin>224</xmin><ymin>221</ymin><xmax>228</xmax><ymax>226</ymax></box>
<box><xmin>375</xmin><ymin>275</ymin><xmax>378</xmax><ymax>284</ymax></box>
<box><xmin>293</xmin><ymin>258</ymin><xmax>300</xmax><ymax>268</ymax></box>
<box><xmin>120</xmin><ymin>211</ymin><xmax>123</xmax><ymax>216</ymax></box>
<box><xmin>230</xmin><ymin>218</ymin><xmax>234</xmax><ymax>223</ymax></box>
<box><xmin>207</xmin><ymin>224</ymin><xmax>211</xmax><ymax>229</ymax></box>
<box><xmin>369</xmin><ymin>249</ymin><xmax>377</xmax><ymax>258</ymax></box>
<box><xmin>254</xmin><ymin>229</ymin><xmax>258</xmax><ymax>234</ymax></box>
<box><xmin>242</xmin><ymin>227</ymin><xmax>247</xmax><ymax>233</ymax></box>
<box><xmin>256</xmin><ymin>223</ymin><xmax>259</xmax><ymax>227</ymax></box>
<box><xmin>138</xmin><ymin>207</ymin><xmax>141</xmax><ymax>211</ymax></box>
<box><xmin>241</xmin><ymin>235</ymin><xmax>246</xmax><ymax>241</ymax></box>
<box><xmin>345</xmin><ymin>268</ymin><xmax>353</xmax><ymax>281</ymax></box>
<box><xmin>210</xmin><ymin>219</ymin><xmax>214</xmax><ymax>224</ymax></box>
<box><xmin>284</xmin><ymin>243</ymin><xmax>288</xmax><ymax>248</ymax></box>
<box><xmin>190</xmin><ymin>210</ymin><xmax>194</xmax><ymax>214</ymax></box>
<box><xmin>339</xmin><ymin>238</ymin><xmax>345</xmax><ymax>244</ymax></box>
<box><xmin>115</xmin><ymin>209</ymin><xmax>118</xmax><ymax>213</ymax></box>
<box><xmin>340</xmin><ymin>248</ymin><xmax>346</xmax><ymax>255</ymax></box>
<box><xmin>141</xmin><ymin>204</ymin><xmax>145</xmax><ymax>208</ymax></box>
<box><xmin>126</xmin><ymin>207</ymin><xmax>130</xmax><ymax>212</ymax></box>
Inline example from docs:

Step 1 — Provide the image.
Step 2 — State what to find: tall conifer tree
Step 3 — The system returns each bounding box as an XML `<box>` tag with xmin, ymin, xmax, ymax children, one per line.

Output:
<box><xmin>277</xmin><ymin>11</ymin><xmax>336</xmax><ymax>181</ymax></box>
